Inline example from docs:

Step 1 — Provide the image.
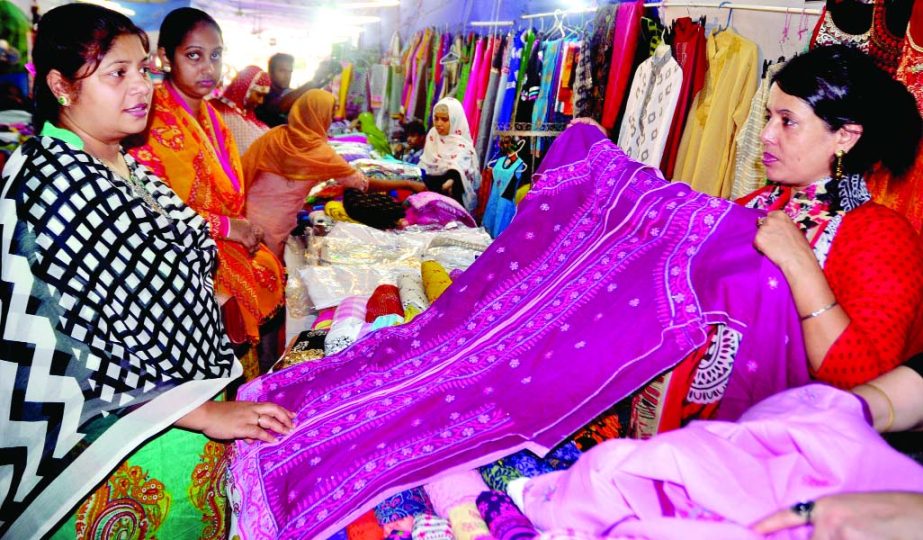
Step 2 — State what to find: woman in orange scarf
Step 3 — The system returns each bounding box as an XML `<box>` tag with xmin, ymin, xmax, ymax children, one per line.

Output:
<box><xmin>130</xmin><ymin>8</ymin><xmax>284</xmax><ymax>378</ymax></box>
<box><xmin>243</xmin><ymin>88</ymin><xmax>423</xmax><ymax>257</ymax></box>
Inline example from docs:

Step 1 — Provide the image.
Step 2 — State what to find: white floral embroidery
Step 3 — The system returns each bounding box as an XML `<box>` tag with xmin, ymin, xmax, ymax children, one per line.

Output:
<box><xmin>478</xmin><ymin>414</ymin><xmax>490</xmax><ymax>423</ymax></box>
<box><xmin>509</xmin><ymin>359</ymin><xmax>520</xmax><ymax>368</ymax></box>
<box><xmin>463</xmin><ymin>427</ymin><xmax>475</xmax><ymax>436</ymax></box>
<box><xmin>607</xmin><ymin>283</ymin><xmax>617</xmax><ymax>292</ymax></box>
<box><xmin>540</xmin><ymin>203</ymin><xmax>550</xmax><ymax>211</ymax></box>
<box><xmin>629</xmin><ymin>298</ymin><xmax>640</xmax><ymax>307</ymax></box>
<box><xmin>575</xmin><ymin>341</ymin><xmax>586</xmax><ymax>349</ymax></box>
<box><xmin>521</xmin><ymin>376</ymin><xmax>532</xmax><ymax>384</ymax></box>
<box><xmin>310</xmin><ymin>456</ymin><xmax>321</xmax><ymax>466</ymax></box>
<box><xmin>560</xmin><ymin>323</ymin><xmax>570</xmax><ymax>332</ymax></box>
<box><xmin>445</xmin><ymin>394</ymin><xmax>455</xmax><ymax>403</ymax></box>
<box><xmin>768</xmin><ymin>277</ymin><xmax>779</xmax><ymax>290</ymax></box>
<box><xmin>353</xmin><ymin>480</ymin><xmax>365</xmax><ymax>491</ymax></box>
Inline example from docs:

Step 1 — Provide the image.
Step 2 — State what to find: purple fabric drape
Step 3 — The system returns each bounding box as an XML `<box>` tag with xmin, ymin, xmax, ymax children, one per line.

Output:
<box><xmin>522</xmin><ymin>384</ymin><xmax>923</xmax><ymax>539</ymax></box>
<box><xmin>229</xmin><ymin>124</ymin><xmax>808</xmax><ymax>539</ymax></box>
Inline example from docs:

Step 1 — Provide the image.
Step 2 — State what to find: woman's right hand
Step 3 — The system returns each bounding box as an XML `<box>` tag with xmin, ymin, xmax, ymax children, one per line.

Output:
<box><xmin>227</xmin><ymin>218</ymin><xmax>263</xmax><ymax>256</ymax></box>
<box><xmin>178</xmin><ymin>400</ymin><xmax>296</xmax><ymax>444</ymax></box>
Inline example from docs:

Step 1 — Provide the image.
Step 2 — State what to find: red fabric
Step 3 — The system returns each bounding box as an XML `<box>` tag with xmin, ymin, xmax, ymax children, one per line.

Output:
<box><xmin>600</xmin><ymin>0</ymin><xmax>642</xmax><ymax>130</ymax></box>
<box><xmin>475</xmin><ymin>166</ymin><xmax>493</xmax><ymax>222</ymax></box>
<box><xmin>365</xmin><ymin>284</ymin><xmax>404</xmax><ymax>322</ymax></box>
<box><xmin>346</xmin><ymin>510</ymin><xmax>384</xmax><ymax>540</ymax></box>
<box><xmin>659</xmin><ymin>17</ymin><xmax>707</xmax><ymax>180</ymax></box>
<box><xmin>815</xmin><ymin>202</ymin><xmax>923</xmax><ymax>388</ymax></box>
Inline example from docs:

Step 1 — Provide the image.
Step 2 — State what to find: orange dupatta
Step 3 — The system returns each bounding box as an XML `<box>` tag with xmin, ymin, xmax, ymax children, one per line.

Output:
<box><xmin>130</xmin><ymin>82</ymin><xmax>284</xmax><ymax>347</ymax></box>
<box><xmin>242</xmin><ymin>89</ymin><xmax>356</xmax><ymax>183</ymax></box>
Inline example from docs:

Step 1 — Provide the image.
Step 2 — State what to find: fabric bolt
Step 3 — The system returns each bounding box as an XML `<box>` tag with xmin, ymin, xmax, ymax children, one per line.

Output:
<box><xmin>424</xmin><ymin>470</ymin><xmax>490</xmax><ymax>517</ymax></box>
<box><xmin>483</xmin><ymin>156</ymin><xmax>527</xmax><ymax>238</ymax></box>
<box><xmin>327</xmin><ymin>200</ymin><xmax>360</xmax><ymax>223</ymax></box>
<box><xmin>811</xmin><ymin>4</ymin><xmax>871</xmax><ymax>52</ymax></box>
<box><xmin>228</xmin><ymin>125</ymin><xmax>809</xmax><ymax>540</ymax></box>
<box><xmin>1</xmin><ymin>129</ymin><xmax>240</xmax><ymax>537</ymax></box>
<box><xmin>130</xmin><ymin>82</ymin><xmax>284</xmax><ymax>348</ymax></box>
<box><xmin>413</xmin><ymin>514</ymin><xmax>455</xmax><ymax>540</ymax></box>
<box><xmin>325</xmin><ymin>296</ymin><xmax>370</xmax><ymax>356</ymax></box>
<box><xmin>739</xmin><ymin>176</ymin><xmax>923</xmax><ymax>388</ymax></box>
<box><xmin>404</xmin><ymin>191</ymin><xmax>477</xmax><ymax>227</ymax></box>
<box><xmin>419</xmin><ymin>97</ymin><xmax>482</xmax><ymax>211</ymax></box>
<box><xmin>730</xmin><ymin>63</ymin><xmax>780</xmax><ymax>200</ymax></box>
<box><xmin>343</xmin><ymin>188</ymin><xmax>406</xmax><ymax>230</ymax></box>
<box><xmin>673</xmin><ymin>29</ymin><xmax>759</xmax><ymax>198</ymax></box>
<box><xmin>476</xmin><ymin>491</ymin><xmax>537</xmax><ymax>540</ymax></box>
<box><xmin>384</xmin><ymin>517</ymin><xmax>416</xmax><ymax>537</ymax></box>
<box><xmin>374</xmin><ymin>487</ymin><xmax>432</xmax><ymax>525</ymax></box>
<box><xmin>447</xmin><ymin>503</ymin><xmax>491</xmax><ymax>540</ymax></box>
<box><xmin>346</xmin><ymin>510</ymin><xmax>384</xmax><ymax>540</ymax></box>
<box><xmin>366</xmin><ymin>284</ymin><xmax>405</xmax><ymax>322</ymax></box>
<box><xmin>212</xmin><ymin>65</ymin><xmax>271</xmax><ymax>155</ymax></box>
<box><xmin>660</xmin><ymin>17</ymin><xmax>707</xmax><ymax>180</ymax></box>
<box><xmin>521</xmin><ymin>385</ymin><xmax>923</xmax><ymax>539</ymax></box>
<box><xmin>370</xmin><ymin>314</ymin><xmax>405</xmax><ymax>332</ymax></box>
<box><xmin>397</xmin><ymin>269</ymin><xmax>430</xmax><ymax>322</ymax></box>
<box><xmin>600</xmin><ymin>0</ymin><xmax>642</xmax><ymax>130</ymax></box>
<box><xmin>421</xmin><ymin>259</ymin><xmax>453</xmax><ymax>303</ymax></box>
<box><xmin>313</xmin><ymin>307</ymin><xmax>337</xmax><ymax>329</ymax></box>
<box><xmin>616</xmin><ymin>47</ymin><xmax>683</xmax><ymax>167</ymax></box>
<box><xmin>274</xmin><ymin>329</ymin><xmax>328</xmax><ymax>371</ymax></box>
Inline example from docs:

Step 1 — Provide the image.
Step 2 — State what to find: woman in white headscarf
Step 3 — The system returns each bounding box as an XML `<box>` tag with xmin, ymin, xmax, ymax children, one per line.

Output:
<box><xmin>419</xmin><ymin>96</ymin><xmax>481</xmax><ymax>211</ymax></box>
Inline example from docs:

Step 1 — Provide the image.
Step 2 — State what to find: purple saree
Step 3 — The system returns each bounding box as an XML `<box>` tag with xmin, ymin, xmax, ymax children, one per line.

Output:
<box><xmin>229</xmin><ymin>125</ymin><xmax>809</xmax><ymax>539</ymax></box>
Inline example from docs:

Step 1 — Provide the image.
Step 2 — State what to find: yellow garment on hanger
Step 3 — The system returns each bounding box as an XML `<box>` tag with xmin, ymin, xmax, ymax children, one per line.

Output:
<box><xmin>673</xmin><ymin>29</ymin><xmax>758</xmax><ymax>198</ymax></box>
<box><xmin>336</xmin><ymin>63</ymin><xmax>353</xmax><ymax>119</ymax></box>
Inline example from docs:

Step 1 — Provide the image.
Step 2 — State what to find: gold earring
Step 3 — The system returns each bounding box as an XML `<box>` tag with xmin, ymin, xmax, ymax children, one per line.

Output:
<box><xmin>162</xmin><ymin>63</ymin><xmax>171</xmax><ymax>73</ymax></box>
<box><xmin>834</xmin><ymin>149</ymin><xmax>845</xmax><ymax>181</ymax></box>
<box><xmin>57</xmin><ymin>95</ymin><xmax>70</xmax><ymax>106</ymax></box>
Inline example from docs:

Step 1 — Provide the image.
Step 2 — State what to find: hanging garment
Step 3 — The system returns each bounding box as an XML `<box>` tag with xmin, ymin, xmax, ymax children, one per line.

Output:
<box><xmin>131</xmin><ymin>82</ymin><xmax>284</xmax><ymax>345</ymax></box>
<box><xmin>810</xmin><ymin>3</ymin><xmax>872</xmax><ymax>52</ymax></box>
<box><xmin>471</xmin><ymin>36</ymin><xmax>498</xmax><ymax>143</ymax></box>
<box><xmin>477</xmin><ymin>35</ymin><xmax>507</xmax><ymax>162</ymax></box>
<box><xmin>485</xmin><ymin>32</ymin><xmax>515</xmax><ymax>159</ymax></box>
<box><xmin>462</xmin><ymin>35</ymin><xmax>485</xmax><ymax>124</ymax></box>
<box><xmin>600</xmin><ymin>0</ymin><xmax>642</xmax><ymax>130</ymax></box>
<box><xmin>519</xmin><ymin>385</ymin><xmax>923</xmax><ymax>538</ymax></box>
<box><xmin>867</xmin><ymin>4</ymin><xmax>923</xmax><ymax>232</ymax></box>
<box><xmin>616</xmin><ymin>46</ymin><xmax>683</xmax><ymax>167</ymax></box>
<box><xmin>555</xmin><ymin>40</ymin><xmax>580</xmax><ymax>116</ymax></box>
<box><xmin>482</xmin><ymin>155</ymin><xmax>526</xmax><ymax>238</ymax></box>
<box><xmin>660</xmin><ymin>17</ymin><xmax>707</xmax><ymax>180</ymax></box>
<box><xmin>228</xmin><ymin>125</ymin><xmax>809</xmax><ymax>539</ymax></box>
<box><xmin>532</xmin><ymin>38</ymin><xmax>564</xmax><ymax>129</ymax></box>
<box><xmin>869</xmin><ymin>0</ymin><xmax>908</xmax><ymax>76</ymax></box>
<box><xmin>424</xmin><ymin>31</ymin><xmax>443</xmax><ymax>129</ymax></box>
<box><xmin>673</xmin><ymin>29</ymin><xmax>759</xmax><ymax>198</ymax></box>
<box><xmin>730</xmin><ymin>63</ymin><xmax>781</xmax><ymax>200</ymax></box>
<box><xmin>456</xmin><ymin>33</ymin><xmax>477</xmax><ymax>103</ymax></box>
<box><xmin>1</xmin><ymin>130</ymin><xmax>240</xmax><ymax>538</ymax></box>
<box><xmin>571</xmin><ymin>39</ymin><xmax>594</xmax><ymax>118</ymax></box>
<box><xmin>515</xmin><ymin>38</ymin><xmax>542</xmax><ymax>126</ymax></box>
<box><xmin>583</xmin><ymin>4</ymin><xmax>619</xmax><ymax>121</ymax></box>
<box><xmin>369</xmin><ymin>64</ymin><xmax>389</xmax><ymax>119</ymax></box>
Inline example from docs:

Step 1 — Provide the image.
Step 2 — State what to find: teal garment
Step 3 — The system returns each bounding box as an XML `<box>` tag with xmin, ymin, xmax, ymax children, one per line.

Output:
<box><xmin>370</xmin><ymin>313</ymin><xmax>403</xmax><ymax>331</ymax></box>
<box><xmin>483</xmin><ymin>156</ymin><xmax>525</xmax><ymax>238</ymax></box>
<box><xmin>357</xmin><ymin>112</ymin><xmax>391</xmax><ymax>156</ymax></box>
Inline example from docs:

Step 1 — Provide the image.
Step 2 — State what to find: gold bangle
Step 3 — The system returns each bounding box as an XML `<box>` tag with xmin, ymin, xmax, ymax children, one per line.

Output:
<box><xmin>863</xmin><ymin>382</ymin><xmax>895</xmax><ymax>432</ymax></box>
<box><xmin>800</xmin><ymin>300</ymin><xmax>838</xmax><ymax>321</ymax></box>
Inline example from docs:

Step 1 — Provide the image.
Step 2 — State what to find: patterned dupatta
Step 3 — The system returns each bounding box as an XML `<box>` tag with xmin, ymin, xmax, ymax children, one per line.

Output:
<box><xmin>0</xmin><ymin>133</ymin><xmax>240</xmax><ymax>537</ymax></box>
<box><xmin>228</xmin><ymin>125</ymin><xmax>807</xmax><ymax>539</ymax></box>
<box><xmin>739</xmin><ymin>173</ymin><xmax>872</xmax><ymax>268</ymax></box>
<box><xmin>131</xmin><ymin>82</ymin><xmax>284</xmax><ymax>344</ymax></box>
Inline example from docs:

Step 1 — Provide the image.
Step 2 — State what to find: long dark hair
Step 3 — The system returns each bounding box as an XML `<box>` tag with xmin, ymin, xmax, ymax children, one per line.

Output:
<box><xmin>157</xmin><ymin>7</ymin><xmax>221</xmax><ymax>64</ymax></box>
<box><xmin>773</xmin><ymin>45</ymin><xmax>921</xmax><ymax>177</ymax></box>
<box><xmin>31</xmin><ymin>3</ymin><xmax>148</xmax><ymax>131</ymax></box>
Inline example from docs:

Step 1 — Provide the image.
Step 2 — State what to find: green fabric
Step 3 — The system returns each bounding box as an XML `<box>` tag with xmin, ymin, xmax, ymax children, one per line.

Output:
<box><xmin>0</xmin><ymin>0</ymin><xmax>28</xmax><ymax>73</ymax></box>
<box><xmin>41</xmin><ymin>122</ymin><xmax>85</xmax><ymax>150</ymax></box>
<box><xmin>455</xmin><ymin>35</ymin><xmax>475</xmax><ymax>102</ymax></box>
<box><xmin>424</xmin><ymin>33</ymin><xmax>440</xmax><ymax>129</ymax></box>
<box><xmin>358</xmin><ymin>112</ymin><xmax>391</xmax><ymax>156</ymax></box>
<box><xmin>516</xmin><ymin>30</ymin><xmax>536</xmax><ymax>101</ymax></box>
<box><xmin>50</xmin><ymin>424</ymin><xmax>228</xmax><ymax>540</ymax></box>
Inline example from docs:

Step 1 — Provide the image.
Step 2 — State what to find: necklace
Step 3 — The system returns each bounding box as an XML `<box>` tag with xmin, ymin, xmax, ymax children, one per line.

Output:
<box><xmin>102</xmin><ymin>154</ymin><xmax>166</xmax><ymax>215</ymax></box>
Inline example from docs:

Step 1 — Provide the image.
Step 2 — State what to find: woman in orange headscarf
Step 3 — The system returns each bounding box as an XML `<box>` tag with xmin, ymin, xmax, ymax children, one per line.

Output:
<box><xmin>130</xmin><ymin>8</ymin><xmax>284</xmax><ymax>378</ymax></box>
<box><xmin>243</xmin><ymin>88</ymin><xmax>423</xmax><ymax>257</ymax></box>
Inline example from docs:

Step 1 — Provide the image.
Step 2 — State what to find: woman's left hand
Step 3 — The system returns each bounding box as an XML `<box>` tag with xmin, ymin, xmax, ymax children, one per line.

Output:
<box><xmin>753</xmin><ymin>211</ymin><xmax>815</xmax><ymax>273</ymax></box>
<box><xmin>179</xmin><ymin>400</ymin><xmax>296</xmax><ymax>444</ymax></box>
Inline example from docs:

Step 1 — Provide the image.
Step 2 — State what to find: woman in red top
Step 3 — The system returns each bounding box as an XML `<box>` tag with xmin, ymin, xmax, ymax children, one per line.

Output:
<box><xmin>741</xmin><ymin>44</ymin><xmax>923</xmax><ymax>389</ymax></box>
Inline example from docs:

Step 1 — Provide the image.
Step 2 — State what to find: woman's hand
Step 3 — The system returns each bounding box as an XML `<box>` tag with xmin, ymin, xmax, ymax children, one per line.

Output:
<box><xmin>177</xmin><ymin>400</ymin><xmax>296</xmax><ymax>444</ymax></box>
<box><xmin>568</xmin><ymin>116</ymin><xmax>609</xmax><ymax>138</ymax></box>
<box><xmin>752</xmin><ymin>492</ymin><xmax>923</xmax><ymax>539</ymax></box>
<box><xmin>753</xmin><ymin>211</ymin><xmax>816</xmax><ymax>273</ymax></box>
<box><xmin>227</xmin><ymin>218</ymin><xmax>263</xmax><ymax>256</ymax></box>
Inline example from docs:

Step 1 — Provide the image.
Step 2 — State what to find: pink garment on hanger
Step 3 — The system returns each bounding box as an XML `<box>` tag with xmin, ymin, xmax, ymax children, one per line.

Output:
<box><xmin>601</xmin><ymin>0</ymin><xmax>642</xmax><ymax>130</ymax></box>
<box><xmin>463</xmin><ymin>37</ymin><xmax>486</xmax><ymax>133</ymax></box>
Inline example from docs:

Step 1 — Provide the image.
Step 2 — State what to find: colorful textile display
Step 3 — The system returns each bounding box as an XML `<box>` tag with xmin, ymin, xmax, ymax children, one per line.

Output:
<box><xmin>228</xmin><ymin>125</ymin><xmax>808</xmax><ymax>539</ymax></box>
<box><xmin>476</xmin><ymin>491</ymin><xmax>538</xmax><ymax>540</ymax></box>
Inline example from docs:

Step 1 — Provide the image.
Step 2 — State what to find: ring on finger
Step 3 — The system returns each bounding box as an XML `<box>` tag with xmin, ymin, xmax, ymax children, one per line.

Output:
<box><xmin>256</xmin><ymin>414</ymin><xmax>263</xmax><ymax>427</ymax></box>
<box><xmin>791</xmin><ymin>500</ymin><xmax>814</xmax><ymax>524</ymax></box>
<box><xmin>757</xmin><ymin>217</ymin><xmax>767</xmax><ymax>227</ymax></box>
